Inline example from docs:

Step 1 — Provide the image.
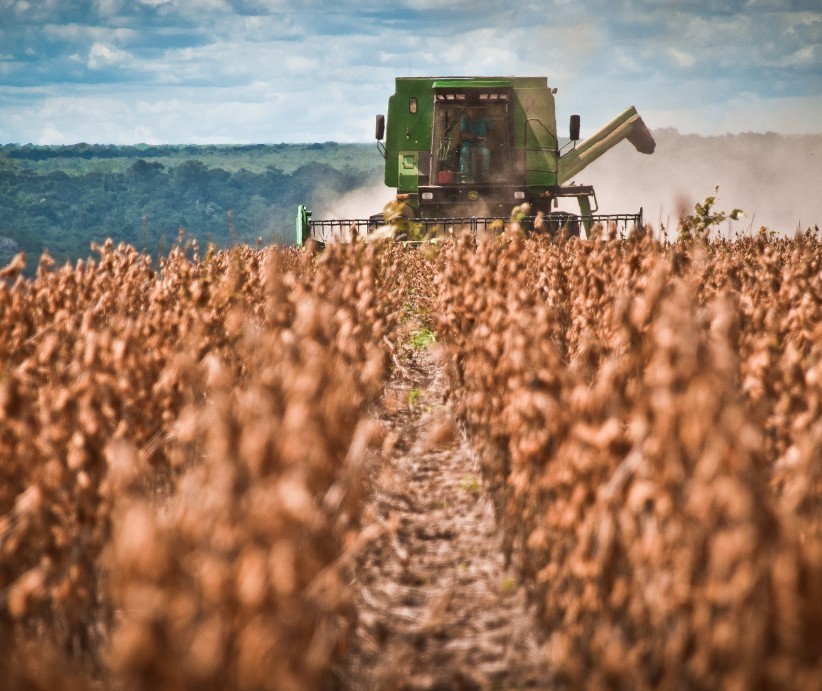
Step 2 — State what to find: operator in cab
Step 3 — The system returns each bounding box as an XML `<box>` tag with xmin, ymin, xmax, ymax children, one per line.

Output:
<box><xmin>460</xmin><ymin>105</ymin><xmax>494</xmax><ymax>179</ymax></box>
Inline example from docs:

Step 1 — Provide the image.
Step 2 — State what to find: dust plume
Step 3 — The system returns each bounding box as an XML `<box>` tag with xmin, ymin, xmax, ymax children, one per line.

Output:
<box><xmin>578</xmin><ymin>129</ymin><xmax>822</xmax><ymax>236</ymax></box>
<box><xmin>314</xmin><ymin>131</ymin><xmax>822</xmax><ymax>238</ymax></box>
<box><xmin>316</xmin><ymin>180</ymin><xmax>393</xmax><ymax>222</ymax></box>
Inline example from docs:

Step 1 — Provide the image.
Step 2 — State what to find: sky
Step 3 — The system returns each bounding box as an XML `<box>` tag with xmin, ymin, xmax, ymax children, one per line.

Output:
<box><xmin>0</xmin><ymin>0</ymin><xmax>820</xmax><ymax>144</ymax></box>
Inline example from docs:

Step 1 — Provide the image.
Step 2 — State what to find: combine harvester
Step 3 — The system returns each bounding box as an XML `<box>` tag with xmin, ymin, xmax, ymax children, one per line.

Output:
<box><xmin>296</xmin><ymin>76</ymin><xmax>655</xmax><ymax>245</ymax></box>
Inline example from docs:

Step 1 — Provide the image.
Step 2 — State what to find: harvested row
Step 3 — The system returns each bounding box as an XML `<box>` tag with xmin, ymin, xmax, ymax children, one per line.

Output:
<box><xmin>435</xmin><ymin>231</ymin><xmax>822</xmax><ymax>689</ymax></box>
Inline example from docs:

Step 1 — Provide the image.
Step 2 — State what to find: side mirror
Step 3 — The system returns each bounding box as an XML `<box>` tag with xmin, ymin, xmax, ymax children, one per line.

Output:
<box><xmin>569</xmin><ymin>114</ymin><xmax>580</xmax><ymax>142</ymax></box>
<box><xmin>375</xmin><ymin>114</ymin><xmax>385</xmax><ymax>141</ymax></box>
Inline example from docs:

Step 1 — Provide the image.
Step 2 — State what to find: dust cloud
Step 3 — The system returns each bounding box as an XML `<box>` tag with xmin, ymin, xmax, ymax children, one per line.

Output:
<box><xmin>316</xmin><ymin>180</ymin><xmax>393</xmax><ymax>222</ymax></box>
<box><xmin>314</xmin><ymin>131</ymin><xmax>822</xmax><ymax>238</ymax></box>
<box><xmin>579</xmin><ymin>129</ymin><xmax>822</xmax><ymax>236</ymax></box>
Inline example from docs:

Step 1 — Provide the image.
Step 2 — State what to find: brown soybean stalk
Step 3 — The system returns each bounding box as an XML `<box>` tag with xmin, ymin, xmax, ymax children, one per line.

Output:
<box><xmin>0</xmin><ymin>227</ymin><xmax>821</xmax><ymax>689</ymax></box>
<box><xmin>435</xmin><ymin>230</ymin><xmax>822</xmax><ymax>689</ymax></box>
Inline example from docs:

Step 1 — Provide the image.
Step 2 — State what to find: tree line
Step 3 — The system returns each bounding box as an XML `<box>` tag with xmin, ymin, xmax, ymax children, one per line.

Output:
<box><xmin>0</xmin><ymin>144</ymin><xmax>383</xmax><ymax>267</ymax></box>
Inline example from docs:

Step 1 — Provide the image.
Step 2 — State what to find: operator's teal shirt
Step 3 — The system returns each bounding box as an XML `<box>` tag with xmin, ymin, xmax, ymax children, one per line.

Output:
<box><xmin>461</xmin><ymin>115</ymin><xmax>494</xmax><ymax>138</ymax></box>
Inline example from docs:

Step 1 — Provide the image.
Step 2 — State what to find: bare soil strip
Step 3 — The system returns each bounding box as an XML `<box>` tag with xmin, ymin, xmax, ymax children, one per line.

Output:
<box><xmin>336</xmin><ymin>347</ymin><xmax>550</xmax><ymax>690</ymax></box>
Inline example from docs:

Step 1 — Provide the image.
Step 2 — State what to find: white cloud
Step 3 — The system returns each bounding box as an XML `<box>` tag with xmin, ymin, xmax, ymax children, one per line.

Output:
<box><xmin>440</xmin><ymin>39</ymin><xmax>519</xmax><ymax>72</ymax></box>
<box><xmin>136</xmin><ymin>98</ymin><xmax>184</xmax><ymax>115</ymax></box>
<box><xmin>3</xmin><ymin>0</ymin><xmax>64</xmax><ymax>21</ymax></box>
<box><xmin>612</xmin><ymin>48</ymin><xmax>643</xmax><ymax>74</ymax></box>
<box><xmin>95</xmin><ymin>0</ymin><xmax>122</xmax><ymax>15</ymax></box>
<box><xmin>248</xmin><ymin>0</ymin><xmax>290</xmax><ymax>9</ymax></box>
<box><xmin>167</xmin><ymin>0</ymin><xmax>232</xmax><ymax>13</ymax></box>
<box><xmin>37</xmin><ymin>122</ymin><xmax>69</xmax><ymax>145</ymax></box>
<box><xmin>779</xmin><ymin>45</ymin><xmax>816</xmax><ymax>67</ymax></box>
<box><xmin>87</xmin><ymin>42</ymin><xmax>133</xmax><ymax>69</ymax></box>
<box><xmin>9</xmin><ymin>95</ymin><xmax>137</xmax><ymax>144</ymax></box>
<box><xmin>668</xmin><ymin>48</ymin><xmax>696</xmax><ymax>68</ymax></box>
<box><xmin>44</xmin><ymin>24</ymin><xmax>137</xmax><ymax>44</ymax></box>
<box><xmin>133</xmin><ymin>125</ymin><xmax>159</xmax><ymax>143</ymax></box>
<box><xmin>402</xmin><ymin>0</ymin><xmax>466</xmax><ymax>7</ymax></box>
<box><xmin>284</xmin><ymin>55</ymin><xmax>319</xmax><ymax>73</ymax></box>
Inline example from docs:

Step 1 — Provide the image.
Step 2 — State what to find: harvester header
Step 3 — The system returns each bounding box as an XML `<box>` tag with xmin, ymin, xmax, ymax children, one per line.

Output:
<box><xmin>297</xmin><ymin>75</ymin><xmax>655</xmax><ymax>244</ymax></box>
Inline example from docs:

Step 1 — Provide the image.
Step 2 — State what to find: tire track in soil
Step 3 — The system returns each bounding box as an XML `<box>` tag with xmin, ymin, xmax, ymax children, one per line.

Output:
<box><xmin>336</xmin><ymin>347</ymin><xmax>550</xmax><ymax>690</ymax></box>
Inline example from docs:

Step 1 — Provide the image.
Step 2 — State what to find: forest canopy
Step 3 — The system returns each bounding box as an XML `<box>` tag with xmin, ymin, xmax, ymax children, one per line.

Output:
<box><xmin>0</xmin><ymin>143</ymin><xmax>384</xmax><ymax>266</ymax></box>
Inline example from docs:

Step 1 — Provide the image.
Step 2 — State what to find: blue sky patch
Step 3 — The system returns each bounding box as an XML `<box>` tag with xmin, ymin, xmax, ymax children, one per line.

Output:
<box><xmin>0</xmin><ymin>0</ymin><xmax>819</xmax><ymax>143</ymax></box>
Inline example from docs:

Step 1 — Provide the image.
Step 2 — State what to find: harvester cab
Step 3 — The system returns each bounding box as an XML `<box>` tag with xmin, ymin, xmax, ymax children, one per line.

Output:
<box><xmin>430</xmin><ymin>87</ymin><xmax>513</xmax><ymax>187</ymax></box>
<box><xmin>297</xmin><ymin>76</ymin><xmax>655</xmax><ymax>245</ymax></box>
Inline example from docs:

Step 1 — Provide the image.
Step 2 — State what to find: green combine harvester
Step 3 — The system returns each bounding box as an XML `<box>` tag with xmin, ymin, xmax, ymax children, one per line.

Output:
<box><xmin>296</xmin><ymin>76</ymin><xmax>655</xmax><ymax>245</ymax></box>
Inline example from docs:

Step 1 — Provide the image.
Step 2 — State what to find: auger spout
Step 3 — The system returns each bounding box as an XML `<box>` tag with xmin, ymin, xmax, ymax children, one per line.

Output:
<box><xmin>558</xmin><ymin>106</ymin><xmax>655</xmax><ymax>185</ymax></box>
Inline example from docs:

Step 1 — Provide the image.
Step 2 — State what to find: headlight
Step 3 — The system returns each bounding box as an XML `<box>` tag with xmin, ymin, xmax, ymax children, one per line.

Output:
<box><xmin>421</xmin><ymin>192</ymin><xmax>433</xmax><ymax>200</ymax></box>
<box><xmin>514</xmin><ymin>191</ymin><xmax>526</xmax><ymax>200</ymax></box>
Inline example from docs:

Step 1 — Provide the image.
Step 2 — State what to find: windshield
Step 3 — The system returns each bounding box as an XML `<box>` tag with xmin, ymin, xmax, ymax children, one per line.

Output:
<box><xmin>431</xmin><ymin>92</ymin><xmax>511</xmax><ymax>185</ymax></box>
